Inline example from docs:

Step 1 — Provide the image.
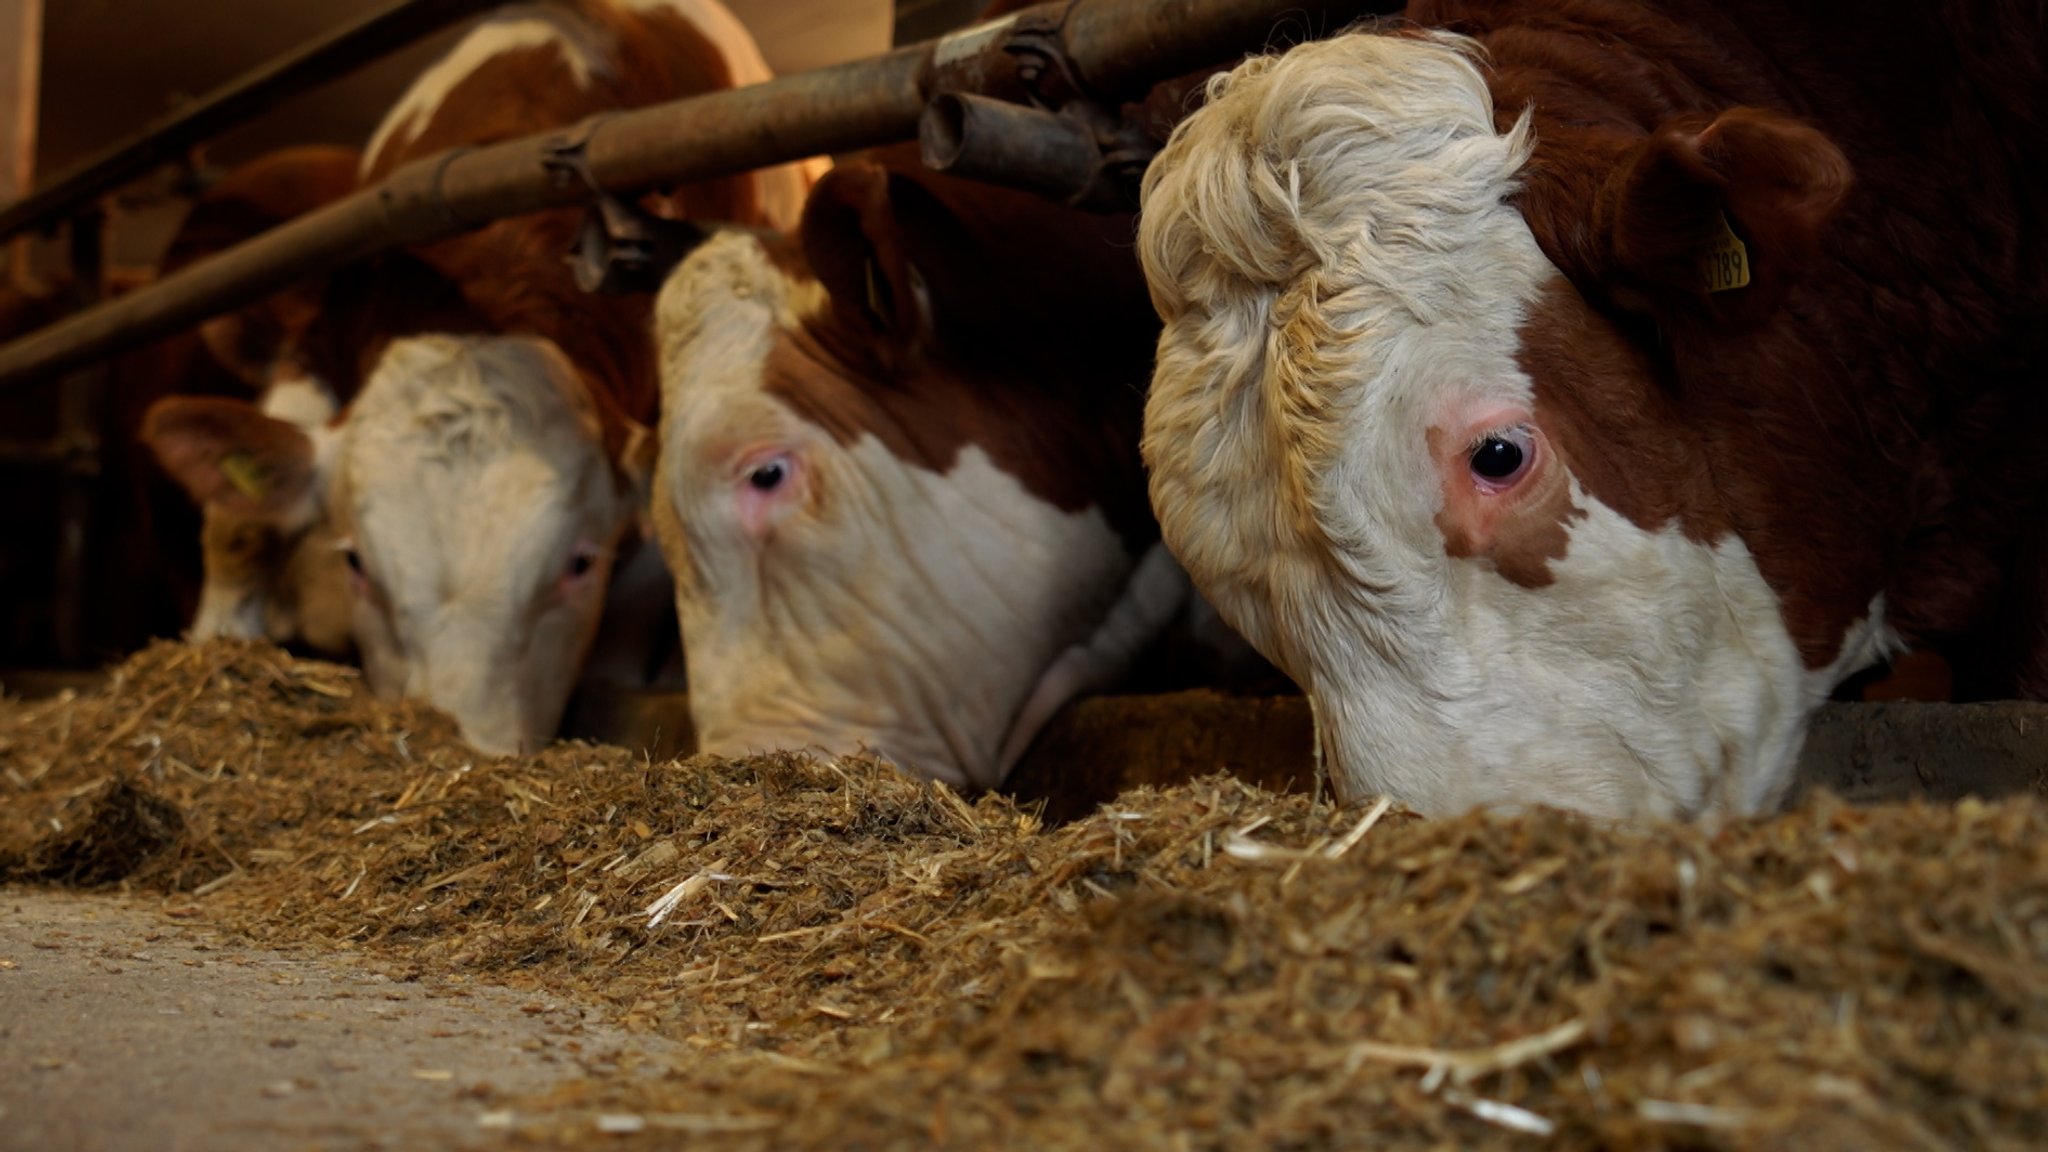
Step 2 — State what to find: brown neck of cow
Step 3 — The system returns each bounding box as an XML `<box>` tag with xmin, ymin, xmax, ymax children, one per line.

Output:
<box><xmin>1441</xmin><ymin>0</ymin><xmax>2048</xmax><ymax>678</ymax></box>
<box><xmin>772</xmin><ymin>277</ymin><xmax>1161</xmax><ymax>555</ymax></box>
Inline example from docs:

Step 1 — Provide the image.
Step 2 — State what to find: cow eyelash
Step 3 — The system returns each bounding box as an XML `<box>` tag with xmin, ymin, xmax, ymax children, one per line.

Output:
<box><xmin>1463</xmin><ymin>423</ymin><xmax>1535</xmax><ymax>456</ymax></box>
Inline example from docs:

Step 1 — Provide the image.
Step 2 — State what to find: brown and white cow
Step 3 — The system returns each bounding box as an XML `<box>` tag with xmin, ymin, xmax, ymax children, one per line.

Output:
<box><xmin>137</xmin><ymin>145</ymin><xmax>365</xmax><ymax>653</ymax></box>
<box><xmin>649</xmin><ymin>147</ymin><xmax>1227</xmax><ymax>790</ymax></box>
<box><xmin>1138</xmin><ymin>1</ymin><xmax>2048</xmax><ymax>820</ymax></box>
<box><xmin>145</xmin><ymin>0</ymin><xmax>819</xmax><ymax>754</ymax></box>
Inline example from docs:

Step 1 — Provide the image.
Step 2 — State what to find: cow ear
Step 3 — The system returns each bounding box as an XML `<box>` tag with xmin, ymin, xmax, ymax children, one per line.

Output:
<box><xmin>614</xmin><ymin>419</ymin><xmax>658</xmax><ymax>507</ymax></box>
<box><xmin>800</xmin><ymin>161</ymin><xmax>935</xmax><ymax>348</ymax></box>
<box><xmin>141</xmin><ymin>396</ymin><xmax>327</xmax><ymax>529</ymax></box>
<box><xmin>1595</xmin><ymin>107</ymin><xmax>1852</xmax><ymax>317</ymax></box>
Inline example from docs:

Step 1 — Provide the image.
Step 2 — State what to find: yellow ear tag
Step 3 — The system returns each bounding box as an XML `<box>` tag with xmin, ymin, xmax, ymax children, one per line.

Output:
<box><xmin>1701</xmin><ymin>213</ymin><xmax>1751</xmax><ymax>293</ymax></box>
<box><xmin>220</xmin><ymin>452</ymin><xmax>270</xmax><ymax>502</ymax></box>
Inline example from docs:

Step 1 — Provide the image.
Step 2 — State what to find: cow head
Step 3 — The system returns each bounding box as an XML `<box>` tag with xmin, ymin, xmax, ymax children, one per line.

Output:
<box><xmin>1138</xmin><ymin>32</ymin><xmax>1882</xmax><ymax>820</ymax></box>
<box><xmin>142</xmin><ymin>243</ymin><xmax>485</xmax><ymax>655</ymax></box>
<box><xmin>651</xmin><ymin>158</ymin><xmax>1169</xmax><ymax>789</ymax></box>
<box><xmin>144</xmin><ymin>334</ymin><xmax>652</xmax><ymax>754</ymax></box>
<box><xmin>143</xmin><ymin>375</ymin><xmax>352</xmax><ymax>651</ymax></box>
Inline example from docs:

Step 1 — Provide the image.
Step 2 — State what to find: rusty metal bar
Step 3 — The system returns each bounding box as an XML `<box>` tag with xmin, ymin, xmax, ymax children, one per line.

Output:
<box><xmin>0</xmin><ymin>0</ymin><xmax>502</xmax><ymax>244</ymax></box>
<box><xmin>920</xmin><ymin>93</ymin><xmax>1102</xmax><ymax>201</ymax></box>
<box><xmin>0</xmin><ymin>0</ymin><xmax>1396</xmax><ymax>393</ymax></box>
<box><xmin>1061</xmin><ymin>0</ymin><xmax>1372</xmax><ymax>95</ymax></box>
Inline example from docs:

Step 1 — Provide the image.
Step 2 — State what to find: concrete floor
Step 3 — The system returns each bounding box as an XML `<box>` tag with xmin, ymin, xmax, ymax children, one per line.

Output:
<box><xmin>0</xmin><ymin>891</ymin><xmax>677</xmax><ymax>1152</ymax></box>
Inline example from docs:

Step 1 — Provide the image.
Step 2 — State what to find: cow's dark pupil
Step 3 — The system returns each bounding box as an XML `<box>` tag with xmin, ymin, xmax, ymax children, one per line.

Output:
<box><xmin>344</xmin><ymin>549</ymin><xmax>364</xmax><ymax>576</ymax></box>
<box><xmin>750</xmin><ymin>463</ymin><xmax>785</xmax><ymax>491</ymax></box>
<box><xmin>1472</xmin><ymin>437</ymin><xmax>1524</xmax><ymax>479</ymax></box>
<box><xmin>569</xmin><ymin>553</ymin><xmax>595</xmax><ymax>577</ymax></box>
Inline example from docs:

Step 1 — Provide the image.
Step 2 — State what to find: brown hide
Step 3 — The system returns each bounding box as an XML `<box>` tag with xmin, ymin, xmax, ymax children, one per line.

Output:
<box><xmin>349</xmin><ymin>0</ymin><xmax>784</xmax><ymax>429</ymax></box>
<box><xmin>766</xmin><ymin>144</ymin><xmax>1163</xmax><ymax>552</ymax></box>
<box><xmin>1407</xmin><ymin>0</ymin><xmax>2048</xmax><ymax>698</ymax></box>
<box><xmin>166</xmin><ymin>146</ymin><xmax>363</xmax><ymax>387</ymax></box>
<box><xmin>288</xmin><ymin>250</ymin><xmax>488</xmax><ymax>406</ymax></box>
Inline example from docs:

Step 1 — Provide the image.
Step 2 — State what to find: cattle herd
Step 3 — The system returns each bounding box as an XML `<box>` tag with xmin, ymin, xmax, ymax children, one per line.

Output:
<box><xmin>14</xmin><ymin>0</ymin><xmax>2041</xmax><ymax>823</ymax></box>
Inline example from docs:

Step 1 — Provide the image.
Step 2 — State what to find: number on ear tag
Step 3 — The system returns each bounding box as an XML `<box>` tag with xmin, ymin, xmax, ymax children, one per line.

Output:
<box><xmin>1701</xmin><ymin>213</ymin><xmax>1751</xmax><ymax>293</ymax></box>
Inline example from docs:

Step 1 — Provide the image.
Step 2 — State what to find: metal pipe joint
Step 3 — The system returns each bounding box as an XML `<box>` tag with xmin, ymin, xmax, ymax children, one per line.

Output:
<box><xmin>918</xmin><ymin>93</ymin><xmax>1157</xmax><ymax>211</ymax></box>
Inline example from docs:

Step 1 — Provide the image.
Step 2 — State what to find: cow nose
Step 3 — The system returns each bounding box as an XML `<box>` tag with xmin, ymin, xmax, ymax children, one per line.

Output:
<box><xmin>458</xmin><ymin>724</ymin><xmax>525</xmax><ymax>757</ymax></box>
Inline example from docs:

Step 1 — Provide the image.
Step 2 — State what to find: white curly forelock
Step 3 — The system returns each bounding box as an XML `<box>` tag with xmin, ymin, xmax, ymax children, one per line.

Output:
<box><xmin>1138</xmin><ymin>30</ymin><xmax>1541</xmax><ymax>676</ymax></box>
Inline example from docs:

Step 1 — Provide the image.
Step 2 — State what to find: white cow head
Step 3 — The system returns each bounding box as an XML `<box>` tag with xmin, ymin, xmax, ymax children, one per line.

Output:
<box><xmin>145</xmin><ymin>334</ymin><xmax>653</xmax><ymax>754</ymax></box>
<box><xmin>1138</xmin><ymin>32</ymin><xmax>1883</xmax><ymax>820</ymax></box>
<box><xmin>650</xmin><ymin>160</ymin><xmax>1172</xmax><ymax>790</ymax></box>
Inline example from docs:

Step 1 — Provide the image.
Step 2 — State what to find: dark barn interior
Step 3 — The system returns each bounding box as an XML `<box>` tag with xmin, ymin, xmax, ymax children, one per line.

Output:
<box><xmin>2</xmin><ymin>0</ymin><xmax>944</xmax><ymax>671</ymax></box>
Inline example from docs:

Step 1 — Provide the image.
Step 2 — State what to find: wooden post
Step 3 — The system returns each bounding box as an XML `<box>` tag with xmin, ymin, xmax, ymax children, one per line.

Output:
<box><xmin>2</xmin><ymin>0</ymin><xmax>43</xmax><ymax>286</ymax></box>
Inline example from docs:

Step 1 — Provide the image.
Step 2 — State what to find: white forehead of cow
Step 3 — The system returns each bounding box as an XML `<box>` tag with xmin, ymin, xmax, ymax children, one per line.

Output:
<box><xmin>656</xmin><ymin>230</ymin><xmax>825</xmax><ymax>403</ymax></box>
<box><xmin>341</xmin><ymin>336</ymin><xmax>613</xmax><ymax>607</ymax></box>
<box><xmin>659</xmin><ymin>231</ymin><xmax>820</xmax><ymax>332</ymax></box>
<box><xmin>347</xmin><ymin>334</ymin><xmax>603</xmax><ymax>469</ymax></box>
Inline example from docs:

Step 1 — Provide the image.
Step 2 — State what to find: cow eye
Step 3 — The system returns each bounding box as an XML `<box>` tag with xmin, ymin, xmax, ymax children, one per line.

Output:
<box><xmin>342</xmin><ymin>547</ymin><xmax>365</xmax><ymax>577</ymax></box>
<box><xmin>565</xmin><ymin>544</ymin><xmax>600</xmax><ymax>580</ymax></box>
<box><xmin>747</xmin><ymin>460</ymin><xmax>787</xmax><ymax>492</ymax></box>
<box><xmin>1469</xmin><ymin>426</ymin><xmax>1535</xmax><ymax>485</ymax></box>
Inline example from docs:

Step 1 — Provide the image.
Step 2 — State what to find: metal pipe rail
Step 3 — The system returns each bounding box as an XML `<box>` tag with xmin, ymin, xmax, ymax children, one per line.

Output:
<box><xmin>0</xmin><ymin>0</ymin><xmax>1388</xmax><ymax>393</ymax></box>
<box><xmin>0</xmin><ymin>0</ymin><xmax>504</xmax><ymax>245</ymax></box>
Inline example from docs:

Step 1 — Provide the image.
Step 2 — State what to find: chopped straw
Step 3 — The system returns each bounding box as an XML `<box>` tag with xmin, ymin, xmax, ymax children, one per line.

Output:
<box><xmin>2</xmin><ymin>640</ymin><xmax>2044</xmax><ymax>1150</ymax></box>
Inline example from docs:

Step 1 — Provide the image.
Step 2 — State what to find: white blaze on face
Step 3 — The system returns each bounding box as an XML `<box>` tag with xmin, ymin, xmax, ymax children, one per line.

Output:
<box><xmin>331</xmin><ymin>335</ymin><xmax>641</xmax><ymax>755</ymax></box>
<box><xmin>651</xmin><ymin>232</ymin><xmax>1136</xmax><ymax>789</ymax></box>
<box><xmin>1137</xmin><ymin>32</ymin><xmax>1890</xmax><ymax>820</ymax></box>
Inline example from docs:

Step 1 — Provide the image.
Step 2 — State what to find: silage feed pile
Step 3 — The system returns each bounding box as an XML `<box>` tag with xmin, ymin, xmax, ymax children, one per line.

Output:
<box><xmin>2</xmin><ymin>642</ymin><xmax>2044</xmax><ymax>1150</ymax></box>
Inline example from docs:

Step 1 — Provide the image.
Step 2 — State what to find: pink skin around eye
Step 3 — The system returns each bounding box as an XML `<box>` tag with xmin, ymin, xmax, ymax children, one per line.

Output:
<box><xmin>558</xmin><ymin>540</ymin><xmax>604</xmax><ymax>598</ymax></box>
<box><xmin>1428</xmin><ymin>401</ymin><xmax>1552</xmax><ymax>554</ymax></box>
<box><xmin>732</xmin><ymin>446</ymin><xmax>803</xmax><ymax>540</ymax></box>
